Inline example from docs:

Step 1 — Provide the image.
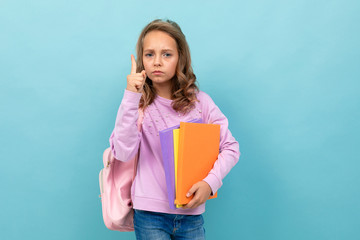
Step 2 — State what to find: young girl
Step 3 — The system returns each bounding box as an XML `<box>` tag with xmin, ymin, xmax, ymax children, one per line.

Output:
<box><xmin>109</xmin><ymin>19</ymin><xmax>240</xmax><ymax>240</ymax></box>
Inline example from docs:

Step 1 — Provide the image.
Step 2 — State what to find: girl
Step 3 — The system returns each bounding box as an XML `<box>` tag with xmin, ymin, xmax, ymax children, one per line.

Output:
<box><xmin>109</xmin><ymin>19</ymin><xmax>240</xmax><ymax>240</ymax></box>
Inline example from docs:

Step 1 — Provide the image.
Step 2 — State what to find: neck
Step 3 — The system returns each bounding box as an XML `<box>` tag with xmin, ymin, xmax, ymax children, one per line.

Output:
<box><xmin>153</xmin><ymin>82</ymin><xmax>172</xmax><ymax>100</ymax></box>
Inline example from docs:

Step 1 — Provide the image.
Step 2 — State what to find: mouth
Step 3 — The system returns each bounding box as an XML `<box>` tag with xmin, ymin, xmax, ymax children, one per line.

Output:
<box><xmin>152</xmin><ymin>71</ymin><xmax>164</xmax><ymax>75</ymax></box>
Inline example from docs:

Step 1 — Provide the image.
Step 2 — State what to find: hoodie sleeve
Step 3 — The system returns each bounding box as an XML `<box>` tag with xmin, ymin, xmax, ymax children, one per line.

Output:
<box><xmin>109</xmin><ymin>90</ymin><xmax>143</xmax><ymax>162</ymax></box>
<box><xmin>199</xmin><ymin>92</ymin><xmax>241</xmax><ymax>195</ymax></box>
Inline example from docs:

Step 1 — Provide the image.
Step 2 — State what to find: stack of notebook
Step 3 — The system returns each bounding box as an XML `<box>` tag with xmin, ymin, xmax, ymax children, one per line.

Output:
<box><xmin>159</xmin><ymin>119</ymin><xmax>221</xmax><ymax>209</ymax></box>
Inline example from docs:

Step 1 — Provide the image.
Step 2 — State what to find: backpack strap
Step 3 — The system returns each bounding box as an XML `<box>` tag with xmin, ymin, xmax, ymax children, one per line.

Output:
<box><xmin>133</xmin><ymin>108</ymin><xmax>144</xmax><ymax>181</ymax></box>
<box><xmin>137</xmin><ymin>108</ymin><xmax>144</xmax><ymax>131</ymax></box>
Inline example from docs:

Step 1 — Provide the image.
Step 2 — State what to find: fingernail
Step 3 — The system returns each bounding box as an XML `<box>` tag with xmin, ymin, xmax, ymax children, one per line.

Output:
<box><xmin>186</xmin><ymin>193</ymin><xmax>190</xmax><ymax>197</ymax></box>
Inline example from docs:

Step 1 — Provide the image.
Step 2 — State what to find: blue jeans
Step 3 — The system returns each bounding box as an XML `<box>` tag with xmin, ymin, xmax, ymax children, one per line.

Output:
<box><xmin>134</xmin><ymin>209</ymin><xmax>206</xmax><ymax>240</ymax></box>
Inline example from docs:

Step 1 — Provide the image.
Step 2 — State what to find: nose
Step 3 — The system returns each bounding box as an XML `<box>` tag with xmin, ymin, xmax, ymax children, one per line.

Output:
<box><xmin>153</xmin><ymin>54</ymin><xmax>162</xmax><ymax>66</ymax></box>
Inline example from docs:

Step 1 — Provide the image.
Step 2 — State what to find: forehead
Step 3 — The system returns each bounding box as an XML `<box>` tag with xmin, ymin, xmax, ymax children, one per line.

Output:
<box><xmin>143</xmin><ymin>30</ymin><xmax>177</xmax><ymax>50</ymax></box>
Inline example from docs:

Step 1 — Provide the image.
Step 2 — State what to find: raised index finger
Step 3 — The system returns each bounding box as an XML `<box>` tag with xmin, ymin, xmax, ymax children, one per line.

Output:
<box><xmin>131</xmin><ymin>54</ymin><xmax>137</xmax><ymax>74</ymax></box>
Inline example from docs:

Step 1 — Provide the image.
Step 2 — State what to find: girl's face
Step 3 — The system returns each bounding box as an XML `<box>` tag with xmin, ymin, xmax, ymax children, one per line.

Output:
<box><xmin>142</xmin><ymin>30</ymin><xmax>179</xmax><ymax>87</ymax></box>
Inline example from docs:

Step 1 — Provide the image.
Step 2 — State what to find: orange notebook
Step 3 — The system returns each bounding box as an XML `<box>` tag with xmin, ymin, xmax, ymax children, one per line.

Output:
<box><xmin>175</xmin><ymin>122</ymin><xmax>220</xmax><ymax>205</ymax></box>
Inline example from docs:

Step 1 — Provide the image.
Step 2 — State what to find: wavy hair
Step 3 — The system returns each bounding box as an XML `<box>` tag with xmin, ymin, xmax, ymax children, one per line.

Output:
<box><xmin>135</xmin><ymin>19</ymin><xmax>199</xmax><ymax>114</ymax></box>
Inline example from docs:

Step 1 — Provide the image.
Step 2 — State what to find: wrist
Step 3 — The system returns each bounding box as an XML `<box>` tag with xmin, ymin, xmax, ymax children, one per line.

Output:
<box><xmin>201</xmin><ymin>181</ymin><xmax>212</xmax><ymax>195</ymax></box>
<box><xmin>126</xmin><ymin>86</ymin><xmax>138</xmax><ymax>93</ymax></box>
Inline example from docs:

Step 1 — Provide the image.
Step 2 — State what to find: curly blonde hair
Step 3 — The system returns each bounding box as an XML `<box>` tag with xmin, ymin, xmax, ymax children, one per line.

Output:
<box><xmin>135</xmin><ymin>19</ymin><xmax>199</xmax><ymax>114</ymax></box>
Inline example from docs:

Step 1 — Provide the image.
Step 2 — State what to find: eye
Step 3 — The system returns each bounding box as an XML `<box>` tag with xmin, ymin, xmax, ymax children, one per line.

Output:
<box><xmin>144</xmin><ymin>53</ymin><xmax>153</xmax><ymax>57</ymax></box>
<box><xmin>163</xmin><ymin>53</ymin><xmax>172</xmax><ymax>57</ymax></box>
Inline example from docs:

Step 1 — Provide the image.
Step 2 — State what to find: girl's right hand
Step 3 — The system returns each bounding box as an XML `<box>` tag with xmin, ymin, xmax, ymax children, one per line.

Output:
<box><xmin>126</xmin><ymin>54</ymin><xmax>147</xmax><ymax>93</ymax></box>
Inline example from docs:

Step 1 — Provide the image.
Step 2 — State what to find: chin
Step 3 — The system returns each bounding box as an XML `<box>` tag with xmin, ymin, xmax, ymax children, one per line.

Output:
<box><xmin>150</xmin><ymin>76</ymin><xmax>170</xmax><ymax>83</ymax></box>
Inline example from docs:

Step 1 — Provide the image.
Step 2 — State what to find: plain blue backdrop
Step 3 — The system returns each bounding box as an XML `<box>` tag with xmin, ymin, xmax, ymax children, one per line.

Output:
<box><xmin>1</xmin><ymin>0</ymin><xmax>359</xmax><ymax>239</ymax></box>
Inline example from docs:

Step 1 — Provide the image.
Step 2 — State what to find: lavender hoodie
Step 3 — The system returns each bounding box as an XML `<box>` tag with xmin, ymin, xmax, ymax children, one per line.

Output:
<box><xmin>109</xmin><ymin>89</ymin><xmax>240</xmax><ymax>215</ymax></box>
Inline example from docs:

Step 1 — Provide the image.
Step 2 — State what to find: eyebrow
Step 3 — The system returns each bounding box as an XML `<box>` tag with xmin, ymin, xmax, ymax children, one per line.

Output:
<box><xmin>143</xmin><ymin>49</ymin><xmax>175</xmax><ymax>52</ymax></box>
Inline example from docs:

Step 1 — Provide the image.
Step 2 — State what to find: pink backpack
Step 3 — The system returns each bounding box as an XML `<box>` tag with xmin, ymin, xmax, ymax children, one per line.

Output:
<box><xmin>99</xmin><ymin>110</ymin><xmax>143</xmax><ymax>232</ymax></box>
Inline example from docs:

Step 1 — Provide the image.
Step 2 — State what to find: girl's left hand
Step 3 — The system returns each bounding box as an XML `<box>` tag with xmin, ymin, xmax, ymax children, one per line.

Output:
<box><xmin>182</xmin><ymin>181</ymin><xmax>212</xmax><ymax>209</ymax></box>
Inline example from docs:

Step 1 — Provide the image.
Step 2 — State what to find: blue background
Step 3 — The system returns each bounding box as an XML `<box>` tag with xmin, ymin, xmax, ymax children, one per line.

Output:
<box><xmin>1</xmin><ymin>0</ymin><xmax>359</xmax><ymax>239</ymax></box>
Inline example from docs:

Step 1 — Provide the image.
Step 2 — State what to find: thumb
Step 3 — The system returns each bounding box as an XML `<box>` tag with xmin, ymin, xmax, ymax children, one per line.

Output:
<box><xmin>141</xmin><ymin>70</ymin><xmax>147</xmax><ymax>80</ymax></box>
<box><xmin>186</xmin><ymin>184</ymin><xmax>199</xmax><ymax>198</ymax></box>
